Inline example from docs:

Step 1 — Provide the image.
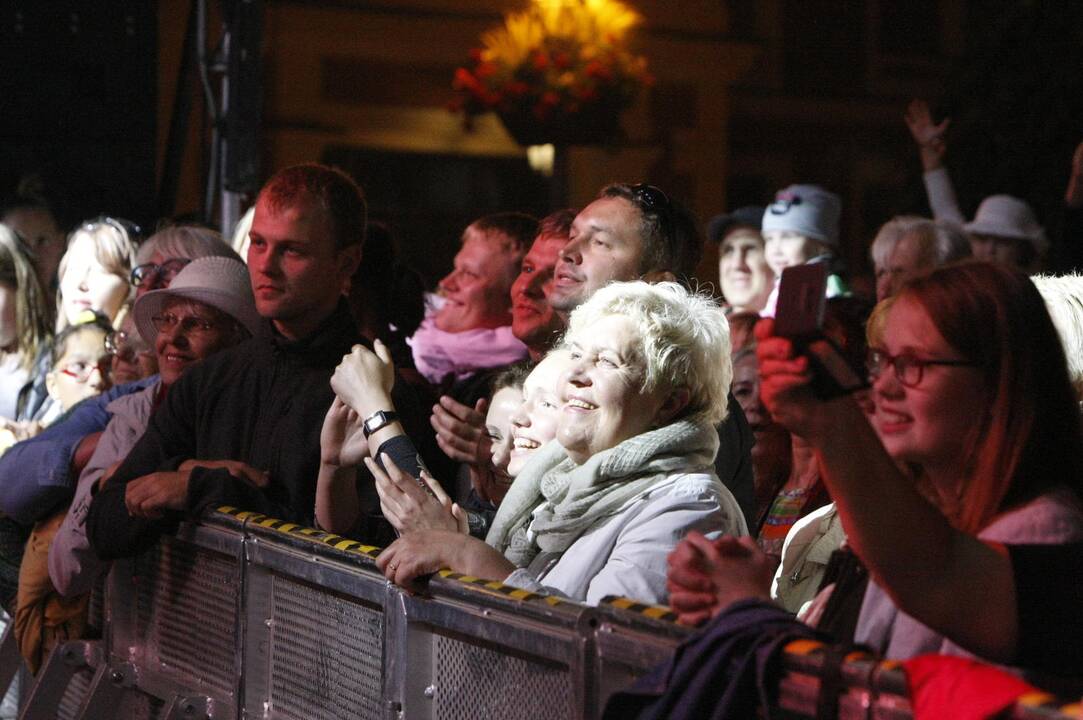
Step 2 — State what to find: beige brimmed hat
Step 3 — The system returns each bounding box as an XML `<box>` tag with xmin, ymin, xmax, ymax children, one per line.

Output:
<box><xmin>134</xmin><ymin>256</ymin><xmax>260</xmax><ymax>344</ymax></box>
<box><xmin>964</xmin><ymin>195</ymin><xmax>1047</xmax><ymax>254</ymax></box>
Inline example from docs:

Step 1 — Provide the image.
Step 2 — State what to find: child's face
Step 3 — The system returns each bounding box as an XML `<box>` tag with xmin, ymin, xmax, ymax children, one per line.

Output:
<box><xmin>45</xmin><ymin>328</ymin><xmax>112</xmax><ymax>411</ymax></box>
<box><xmin>763</xmin><ymin>230</ymin><xmax>819</xmax><ymax>276</ymax></box>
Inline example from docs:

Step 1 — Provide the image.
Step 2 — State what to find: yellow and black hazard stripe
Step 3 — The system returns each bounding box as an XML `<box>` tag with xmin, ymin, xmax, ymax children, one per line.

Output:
<box><xmin>436</xmin><ymin>569</ymin><xmax>566</xmax><ymax>607</ymax></box>
<box><xmin>215</xmin><ymin>506</ymin><xmax>382</xmax><ymax>560</ymax></box>
<box><xmin>601</xmin><ymin>596</ymin><xmax>679</xmax><ymax>623</ymax></box>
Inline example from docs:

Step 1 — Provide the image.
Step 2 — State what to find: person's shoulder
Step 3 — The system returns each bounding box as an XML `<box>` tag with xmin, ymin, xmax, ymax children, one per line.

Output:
<box><xmin>981</xmin><ymin>486</ymin><xmax>1083</xmax><ymax>544</ymax></box>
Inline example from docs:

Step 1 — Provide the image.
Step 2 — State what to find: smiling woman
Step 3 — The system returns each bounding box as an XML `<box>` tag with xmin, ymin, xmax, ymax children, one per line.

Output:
<box><xmin>377</xmin><ymin>281</ymin><xmax>748</xmax><ymax>606</ymax></box>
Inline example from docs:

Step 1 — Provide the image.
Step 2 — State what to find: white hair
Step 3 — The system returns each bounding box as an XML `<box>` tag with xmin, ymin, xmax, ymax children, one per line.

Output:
<box><xmin>869</xmin><ymin>215</ymin><xmax>926</xmax><ymax>269</ymax></box>
<box><xmin>564</xmin><ymin>280</ymin><xmax>732</xmax><ymax>425</ymax></box>
<box><xmin>1032</xmin><ymin>273</ymin><xmax>1083</xmax><ymax>398</ymax></box>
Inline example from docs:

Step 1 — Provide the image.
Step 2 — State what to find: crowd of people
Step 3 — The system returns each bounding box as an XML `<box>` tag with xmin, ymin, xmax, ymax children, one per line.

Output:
<box><xmin>1</xmin><ymin>99</ymin><xmax>1082</xmax><ymax>713</ymax></box>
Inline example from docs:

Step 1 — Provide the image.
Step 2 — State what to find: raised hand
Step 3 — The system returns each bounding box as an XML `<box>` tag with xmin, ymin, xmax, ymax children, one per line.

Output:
<box><xmin>904</xmin><ymin>99</ymin><xmax>950</xmax><ymax>170</ymax></box>
<box><xmin>430</xmin><ymin>395</ymin><xmax>491</xmax><ymax>467</ymax></box>
<box><xmin>367</xmin><ymin>454</ymin><xmax>467</xmax><ymax>535</ymax></box>
<box><xmin>331</xmin><ymin>340</ymin><xmax>396</xmax><ymax>419</ymax></box>
<box><xmin>320</xmin><ymin>397</ymin><xmax>369</xmax><ymax>468</ymax></box>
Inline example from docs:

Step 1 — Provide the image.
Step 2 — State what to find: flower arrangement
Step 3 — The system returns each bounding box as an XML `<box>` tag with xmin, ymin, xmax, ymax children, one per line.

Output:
<box><xmin>450</xmin><ymin>0</ymin><xmax>653</xmax><ymax>143</ymax></box>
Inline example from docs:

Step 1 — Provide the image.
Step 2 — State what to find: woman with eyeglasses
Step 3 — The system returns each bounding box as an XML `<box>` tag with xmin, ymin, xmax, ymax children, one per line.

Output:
<box><xmin>106</xmin><ymin>305</ymin><xmax>157</xmax><ymax>385</ymax></box>
<box><xmin>673</xmin><ymin>261</ymin><xmax>1083</xmax><ymax>675</ymax></box>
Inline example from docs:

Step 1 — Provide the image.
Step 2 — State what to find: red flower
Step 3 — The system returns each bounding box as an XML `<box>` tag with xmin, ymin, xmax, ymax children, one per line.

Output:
<box><xmin>540</xmin><ymin>91</ymin><xmax>560</xmax><ymax>107</ymax></box>
<box><xmin>476</xmin><ymin>61</ymin><xmax>497</xmax><ymax>79</ymax></box>
<box><xmin>505</xmin><ymin>81</ymin><xmax>530</xmax><ymax>96</ymax></box>
<box><xmin>453</xmin><ymin>68</ymin><xmax>481</xmax><ymax>93</ymax></box>
<box><xmin>584</xmin><ymin>60</ymin><xmax>613</xmax><ymax>82</ymax></box>
<box><xmin>553</xmin><ymin>51</ymin><xmax>571</xmax><ymax>69</ymax></box>
<box><xmin>532</xmin><ymin>51</ymin><xmax>549</xmax><ymax>70</ymax></box>
<box><xmin>575</xmin><ymin>86</ymin><xmax>599</xmax><ymax>102</ymax></box>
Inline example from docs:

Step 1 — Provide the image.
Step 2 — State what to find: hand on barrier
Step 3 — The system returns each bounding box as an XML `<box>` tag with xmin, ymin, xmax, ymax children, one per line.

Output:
<box><xmin>321</xmin><ymin>397</ymin><xmax>369</xmax><ymax>468</ymax></box>
<box><xmin>904</xmin><ymin>98</ymin><xmax>950</xmax><ymax>171</ymax></box>
<box><xmin>178</xmin><ymin>458</ymin><xmax>270</xmax><ymax>488</ymax></box>
<box><xmin>667</xmin><ymin>533</ymin><xmax>776</xmax><ymax>626</ymax></box>
<box><xmin>331</xmin><ymin>340</ymin><xmax>397</xmax><ymax>419</ymax></box>
<box><xmin>368</xmin><ymin>454</ymin><xmax>468</xmax><ymax>535</ymax></box>
<box><xmin>430</xmin><ymin>395</ymin><xmax>490</xmax><ymax>467</ymax></box>
<box><xmin>378</xmin><ymin>529</ymin><xmax>515</xmax><ymax>593</ymax></box>
<box><xmin>124</xmin><ymin>470</ymin><xmax>192</xmax><ymax>518</ymax></box>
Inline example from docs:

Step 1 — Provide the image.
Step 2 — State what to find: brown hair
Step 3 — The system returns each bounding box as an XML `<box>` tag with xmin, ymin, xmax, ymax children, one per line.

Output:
<box><xmin>259</xmin><ymin>164</ymin><xmax>367</xmax><ymax>250</ymax></box>
<box><xmin>899</xmin><ymin>260</ymin><xmax>1083</xmax><ymax>533</ymax></box>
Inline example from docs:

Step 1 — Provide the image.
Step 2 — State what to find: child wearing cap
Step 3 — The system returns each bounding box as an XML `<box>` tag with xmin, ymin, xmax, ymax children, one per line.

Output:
<box><xmin>760</xmin><ymin>184</ymin><xmax>849</xmax><ymax>317</ymax></box>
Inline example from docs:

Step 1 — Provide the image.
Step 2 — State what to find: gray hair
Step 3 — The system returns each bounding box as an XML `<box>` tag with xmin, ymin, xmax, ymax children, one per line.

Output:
<box><xmin>871</xmin><ymin>216</ymin><xmax>971</xmax><ymax>271</ymax></box>
<box><xmin>564</xmin><ymin>280</ymin><xmax>732</xmax><ymax>425</ymax></box>
<box><xmin>136</xmin><ymin>225</ymin><xmax>238</xmax><ymax>264</ymax></box>
<box><xmin>869</xmin><ymin>215</ymin><xmax>926</xmax><ymax>269</ymax></box>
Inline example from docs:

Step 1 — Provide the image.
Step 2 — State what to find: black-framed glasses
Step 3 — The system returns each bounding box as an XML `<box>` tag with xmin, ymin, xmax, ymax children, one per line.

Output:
<box><xmin>629</xmin><ymin>183</ymin><xmax>675</xmax><ymax>248</ymax></box>
<box><xmin>866</xmin><ymin>348</ymin><xmax>982</xmax><ymax>388</ymax></box>
<box><xmin>151</xmin><ymin>312</ymin><xmax>220</xmax><ymax>338</ymax></box>
<box><xmin>130</xmin><ymin>258</ymin><xmax>191</xmax><ymax>289</ymax></box>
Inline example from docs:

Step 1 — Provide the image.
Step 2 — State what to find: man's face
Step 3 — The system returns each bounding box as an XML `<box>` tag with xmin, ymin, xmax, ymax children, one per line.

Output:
<box><xmin>247</xmin><ymin>195</ymin><xmax>359</xmax><ymax>340</ymax></box>
<box><xmin>718</xmin><ymin>228</ymin><xmax>773</xmax><ymax>313</ymax></box>
<box><xmin>549</xmin><ymin>196</ymin><xmax>645</xmax><ymax>313</ymax></box>
<box><xmin>511</xmin><ymin>232</ymin><xmax>566</xmax><ymax>355</ymax></box>
<box><xmin>434</xmin><ymin>226</ymin><xmax>519</xmax><ymax>333</ymax></box>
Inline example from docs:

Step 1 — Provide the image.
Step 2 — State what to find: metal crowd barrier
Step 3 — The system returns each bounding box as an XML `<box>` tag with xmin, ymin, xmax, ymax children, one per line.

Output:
<box><xmin>2</xmin><ymin>508</ymin><xmax>1079</xmax><ymax>720</ymax></box>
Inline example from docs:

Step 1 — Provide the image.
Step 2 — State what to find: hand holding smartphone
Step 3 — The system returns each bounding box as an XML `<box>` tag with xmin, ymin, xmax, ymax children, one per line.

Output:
<box><xmin>773</xmin><ymin>264</ymin><xmax>867</xmax><ymax>399</ymax></box>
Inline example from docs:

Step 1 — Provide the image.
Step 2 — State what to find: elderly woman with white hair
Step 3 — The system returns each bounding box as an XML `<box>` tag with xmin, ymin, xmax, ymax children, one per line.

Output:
<box><xmin>377</xmin><ymin>281</ymin><xmax>747</xmax><ymax>605</ymax></box>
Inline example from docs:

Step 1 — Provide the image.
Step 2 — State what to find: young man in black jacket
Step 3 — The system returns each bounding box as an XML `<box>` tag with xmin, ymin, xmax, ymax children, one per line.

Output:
<box><xmin>87</xmin><ymin>163</ymin><xmax>422</xmax><ymax>558</ymax></box>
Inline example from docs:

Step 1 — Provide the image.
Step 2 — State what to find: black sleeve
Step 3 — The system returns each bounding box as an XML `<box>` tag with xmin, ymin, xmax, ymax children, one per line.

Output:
<box><xmin>1009</xmin><ymin>542</ymin><xmax>1083</xmax><ymax>675</ymax></box>
<box><xmin>715</xmin><ymin>394</ymin><xmax>757</xmax><ymax>531</ymax></box>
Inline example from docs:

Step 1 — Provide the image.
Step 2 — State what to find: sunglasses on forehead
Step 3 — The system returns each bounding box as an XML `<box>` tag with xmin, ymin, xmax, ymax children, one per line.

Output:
<box><xmin>629</xmin><ymin>183</ymin><xmax>676</xmax><ymax>247</ymax></box>
<box><xmin>83</xmin><ymin>215</ymin><xmax>143</xmax><ymax>240</ymax></box>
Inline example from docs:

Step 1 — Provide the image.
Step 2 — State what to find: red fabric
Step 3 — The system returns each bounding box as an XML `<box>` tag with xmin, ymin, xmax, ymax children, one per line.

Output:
<box><xmin>903</xmin><ymin>654</ymin><xmax>1038</xmax><ymax>720</ymax></box>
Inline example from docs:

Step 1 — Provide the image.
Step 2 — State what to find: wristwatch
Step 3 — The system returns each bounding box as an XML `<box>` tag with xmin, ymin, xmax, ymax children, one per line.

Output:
<box><xmin>362</xmin><ymin>410</ymin><xmax>399</xmax><ymax>438</ymax></box>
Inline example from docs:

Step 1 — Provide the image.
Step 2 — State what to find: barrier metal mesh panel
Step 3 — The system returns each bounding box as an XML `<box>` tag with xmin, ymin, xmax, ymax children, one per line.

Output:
<box><xmin>55</xmin><ymin>667</ymin><xmax>93</xmax><ymax>720</ymax></box>
<box><xmin>432</xmin><ymin>633</ymin><xmax>574</xmax><ymax>720</ymax></box>
<box><xmin>133</xmin><ymin>537</ymin><xmax>238</xmax><ymax>700</ymax></box>
<box><xmin>267</xmin><ymin>574</ymin><xmax>384</xmax><ymax>720</ymax></box>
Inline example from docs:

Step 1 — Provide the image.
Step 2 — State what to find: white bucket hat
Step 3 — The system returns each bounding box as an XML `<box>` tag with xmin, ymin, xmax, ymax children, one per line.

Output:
<box><xmin>964</xmin><ymin>195</ymin><xmax>1047</xmax><ymax>254</ymax></box>
<box><xmin>134</xmin><ymin>256</ymin><xmax>260</xmax><ymax>345</ymax></box>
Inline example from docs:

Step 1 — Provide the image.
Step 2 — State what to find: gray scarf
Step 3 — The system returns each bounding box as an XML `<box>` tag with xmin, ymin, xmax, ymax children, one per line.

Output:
<box><xmin>485</xmin><ymin>418</ymin><xmax>720</xmax><ymax>568</ymax></box>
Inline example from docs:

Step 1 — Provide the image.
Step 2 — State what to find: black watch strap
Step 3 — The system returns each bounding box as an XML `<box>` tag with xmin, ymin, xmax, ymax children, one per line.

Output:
<box><xmin>362</xmin><ymin>410</ymin><xmax>399</xmax><ymax>438</ymax></box>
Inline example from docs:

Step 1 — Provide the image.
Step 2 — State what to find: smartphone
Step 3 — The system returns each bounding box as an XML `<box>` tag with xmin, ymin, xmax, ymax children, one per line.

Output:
<box><xmin>774</xmin><ymin>264</ymin><xmax>827</xmax><ymax>340</ymax></box>
<box><xmin>773</xmin><ymin>263</ymin><xmax>867</xmax><ymax>399</ymax></box>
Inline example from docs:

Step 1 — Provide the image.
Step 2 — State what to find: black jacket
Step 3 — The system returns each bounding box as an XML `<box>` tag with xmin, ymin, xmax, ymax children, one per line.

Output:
<box><xmin>87</xmin><ymin>301</ymin><xmax>427</xmax><ymax>559</ymax></box>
